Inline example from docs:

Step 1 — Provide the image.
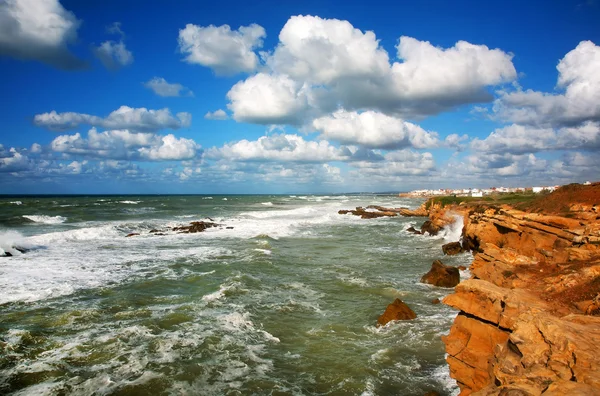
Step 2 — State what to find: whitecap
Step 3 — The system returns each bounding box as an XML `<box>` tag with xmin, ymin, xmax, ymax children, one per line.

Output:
<box><xmin>261</xmin><ymin>202</ymin><xmax>273</xmax><ymax>206</ymax></box>
<box><xmin>23</xmin><ymin>215</ymin><xmax>67</xmax><ymax>224</ymax></box>
<box><xmin>119</xmin><ymin>200</ymin><xmax>141</xmax><ymax>204</ymax></box>
<box><xmin>10</xmin><ymin>201</ymin><xmax>22</xmax><ymax>205</ymax></box>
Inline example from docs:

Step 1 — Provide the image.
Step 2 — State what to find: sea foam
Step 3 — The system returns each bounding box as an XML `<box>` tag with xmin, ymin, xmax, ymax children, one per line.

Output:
<box><xmin>23</xmin><ymin>215</ymin><xmax>67</xmax><ymax>224</ymax></box>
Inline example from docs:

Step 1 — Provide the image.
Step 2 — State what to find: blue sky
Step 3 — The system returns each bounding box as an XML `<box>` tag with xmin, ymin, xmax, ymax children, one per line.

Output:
<box><xmin>1</xmin><ymin>0</ymin><xmax>599</xmax><ymax>194</ymax></box>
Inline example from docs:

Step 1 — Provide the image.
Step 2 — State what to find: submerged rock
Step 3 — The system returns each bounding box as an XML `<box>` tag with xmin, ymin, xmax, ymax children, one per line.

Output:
<box><xmin>377</xmin><ymin>298</ymin><xmax>417</xmax><ymax>326</ymax></box>
<box><xmin>442</xmin><ymin>241</ymin><xmax>464</xmax><ymax>256</ymax></box>
<box><xmin>406</xmin><ymin>226</ymin><xmax>422</xmax><ymax>235</ymax></box>
<box><xmin>421</xmin><ymin>260</ymin><xmax>460</xmax><ymax>288</ymax></box>
<box><xmin>126</xmin><ymin>233</ymin><xmax>140</xmax><ymax>237</ymax></box>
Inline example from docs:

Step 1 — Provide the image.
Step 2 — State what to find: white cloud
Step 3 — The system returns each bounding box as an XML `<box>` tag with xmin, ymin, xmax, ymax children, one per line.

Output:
<box><xmin>206</xmin><ymin>134</ymin><xmax>348</xmax><ymax>162</ymax></box>
<box><xmin>494</xmin><ymin>41</ymin><xmax>600</xmax><ymax>127</ymax></box>
<box><xmin>144</xmin><ymin>77</ymin><xmax>193</xmax><ymax>97</ymax></box>
<box><xmin>267</xmin><ymin>15</ymin><xmax>390</xmax><ymax>85</ymax></box>
<box><xmin>93</xmin><ymin>21</ymin><xmax>133</xmax><ymax>70</ymax></box>
<box><xmin>226</xmin><ymin>16</ymin><xmax>517</xmax><ymax>124</ymax></box>
<box><xmin>93</xmin><ymin>40</ymin><xmax>133</xmax><ymax>70</ymax></box>
<box><xmin>0</xmin><ymin>147</ymin><xmax>32</xmax><ymax>172</ymax></box>
<box><xmin>34</xmin><ymin>106</ymin><xmax>192</xmax><ymax>132</ymax></box>
<box><xmin>178</xmin><ymin>23</ymin><xmax>266</xmax><ymax>75</ymax></box>
<box><xmin>227</xmin><ymin>73</ymin><xmax>311</xmax><ymax>124</ymax></box>
<box><xmin>204</xmin><ymin>109</ymin><xmax>228</xmax><ymax>120</ymax></box>
<box><xmin>30</xmin><ymin>143</ymin><xmax>42</xmax><ymax>153</ymax></box>
<box><xmin>312</xmin><ymin>109</ymin><xmax>439</xmax><ymax>149</ymax></box>
<box><xmin>137</xmin><ymin>134</ymin><xmax>200</xmax><ymax>161</ymax></box>
<box><xmin>349</xmin><ymin>150</ymin><xmax>436</xmax><ymax>182</ymax></box>
<box><xmin>50</xmin><ymin>128</ymin><xmax>201</xmax><ymax>161</ymax></box>
<box><xmin>471</xmin><ymin>121</ymin><xmax>600</xmax><ymax>154</ymax></box>
<box><xmin>0</xmin><ymin>0</ymin><xmax>85</xmax><ymax>69</ymax></box>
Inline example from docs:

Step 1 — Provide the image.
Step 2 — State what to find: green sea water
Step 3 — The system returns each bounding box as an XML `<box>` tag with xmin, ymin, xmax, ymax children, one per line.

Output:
<box><xmin>0</xmin><ymin>194</ymin><xmax>470</xmax><ymax>395</ymax></box>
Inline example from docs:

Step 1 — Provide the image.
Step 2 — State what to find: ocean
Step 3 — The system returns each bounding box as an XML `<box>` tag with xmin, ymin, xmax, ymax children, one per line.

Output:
<box><xmin>0</xmin><ymin>194</ymin><xmax>470</xmax><ymax>395</ymax></box>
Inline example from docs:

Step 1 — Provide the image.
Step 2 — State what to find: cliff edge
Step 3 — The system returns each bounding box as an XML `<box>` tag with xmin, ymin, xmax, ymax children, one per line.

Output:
<box><xmin>433</xmin><ymin>183</ymin><xmax>600</xmax><ymax>395</ymax></box>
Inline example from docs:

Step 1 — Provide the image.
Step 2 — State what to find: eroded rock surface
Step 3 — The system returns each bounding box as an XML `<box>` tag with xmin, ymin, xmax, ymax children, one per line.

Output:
<box><xmin>377</xmin><ymin>298</ymin><xmax>416</xmax><ymax>326</ymax></box>
<box><xmin>421</xmin><ymin>260</ymin><xmax>460</xmax><ymax>288</ymax></box>
<box><xmin>436</xmin><ymin>184</ymin><xmax>600</xmax><ymax>395</ymax></box>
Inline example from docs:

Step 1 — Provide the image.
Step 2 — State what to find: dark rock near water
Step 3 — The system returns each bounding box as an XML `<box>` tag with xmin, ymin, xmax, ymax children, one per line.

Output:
<box><xmin>420</xmin><ymin>220</ymin><xmax>441</xmax><ymax>236</ymax></box>
<box><xmin>126</xmin><ymin>233</ymin><xmax>140</xmax><ymax>237</ymax></box>
<box><xmin>226</xmin><ymin>226</ymin><xmax>234</xmax><ymax>229</ymax></box>
<box><xmin>338</xmin><ymin>207</ymin><xmax>398</xmax><ymax>219</ymax></box>
<box><xmin>431</xmin><ymin>298</ymin><xmax>441</xmax><ymax>304</ymax></box>
<box><xmin>442</xmin><ymin>241</ymin><xmax>464</xmax><ymax>256</ymax></box>
<box><xmin>377</xmin><ymin>298</ymin><xmax>417</xmax><ymax>326</ymax></box>
<box><xmin>406</xmin><ymin>226</ymin><xmax>422</xmax><ymax>235</ymax></box>
<box><xmin>172</xmin><ymin>221</ymin><xmax>219</xmax><ymax>234</ymax></box>
<box><xmin>421</xmin><ymin>260</ymin><xmax>460</xmax><ymax>288</ymax></box>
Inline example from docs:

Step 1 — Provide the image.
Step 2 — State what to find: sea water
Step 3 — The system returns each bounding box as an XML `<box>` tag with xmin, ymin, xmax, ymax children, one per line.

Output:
<box><xmin>0</xmin><ymin>195</ymin><xmax>471</xmax><ymax>395</ymax></box>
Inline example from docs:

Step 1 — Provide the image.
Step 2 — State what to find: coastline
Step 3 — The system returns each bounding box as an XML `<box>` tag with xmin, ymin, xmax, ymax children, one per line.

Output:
<box><xmin>414</xmin><ymin>183</ymin><xmax>600</xmax><ymax>395</ymax></box>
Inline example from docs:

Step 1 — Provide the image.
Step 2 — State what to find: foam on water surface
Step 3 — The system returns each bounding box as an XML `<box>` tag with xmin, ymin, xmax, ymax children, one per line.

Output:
<box><xmin>22</xmin><ymin>215</ymin><xmax>67</xmax><ymax>224</ymax></box>
<box><xmin>0</xmin><ymin>194</ymin><xmax>458</xmax><ymax>395</ymax></box>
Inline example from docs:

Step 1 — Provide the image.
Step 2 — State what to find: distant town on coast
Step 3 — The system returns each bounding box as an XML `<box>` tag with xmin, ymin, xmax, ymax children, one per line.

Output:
<box><xmin>401</xmin><ymin>181</ymin><xmax>595</xmax><ymax>198</ymax></box>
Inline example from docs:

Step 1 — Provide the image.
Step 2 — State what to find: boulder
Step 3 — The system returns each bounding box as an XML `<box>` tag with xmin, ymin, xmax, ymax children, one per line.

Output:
<box><xmin>421</xmin><ymin>220</ymin><xmax>441</xmax><ymax>236</ymax></box>
<box><xmin>126</xmin><ymin>233</ymin><xmax>140</xmax><ymax>237</ymax></box>
<box><xmin>407</xmin><ymin>226</ymin><xmax>422</xmax><ymax>234</ymax></box>
<box><xmin>172</xmin><ymin>221</ymin><xmax>218</xmax><ymax>234</ymax></box>
<box><xmin>377</xmin><ymin>298</ymin><xmax>416</xmax><ymax>326</ymax></box>
<box><xmin>421</xmin><ymin>260</ymin><xmax>460</xmax><ymax>288</ymax></box>
<box><xmin>432</xmin><ymin>298</ymin><xmax>441</xmax><ymax>304</ymax></box>
<box><xmin>442</xmin><ymin>241</ymin><xmax>464</xmax><ymax>255</ymax></box>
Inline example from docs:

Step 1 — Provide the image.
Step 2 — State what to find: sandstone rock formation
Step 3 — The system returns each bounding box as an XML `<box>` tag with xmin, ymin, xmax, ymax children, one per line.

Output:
<box><xmin>421</xmin><ymin>260</ymin><xmax>461</xmax><ymax>288</ymax></box>
<box><xmin>377</xmin><ymin>298</ymin><xmax>417</xmax><ymax>326</ymax></box>
<box><xmin>443</xmin><ymin>241</ymin><xmax>464</xmax><ymax>255</ymax></box>
<box><xmin>434</xmin><ymin>184</ymin><xmax>600</xmax><ymax>395</ymax></box>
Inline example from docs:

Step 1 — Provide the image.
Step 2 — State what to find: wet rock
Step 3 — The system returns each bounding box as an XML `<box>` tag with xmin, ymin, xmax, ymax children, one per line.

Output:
<box><xmin>458</xmin><ymin>265</ymin><xmax>467</xmax><ymax>271</ymax></box>
<box><xmin>226</xmin><ymin>226</ymin><xmax>234</xmax><ymax>229</ymax></box>
<box><xmin>377</xmin><ymin>298</ymin><xmax>416</xmax><ymax>326</ymax></box>
<box><xmin>421</xmin><ymin>260</ymin><xmax>460</xmax><ymax>288</ymax></box>
<box><xmin>432</xmin><ymin>298</ymin><xmax>441</xmax><ymax>304</ymax></box>
<box><xmin>338</xmin><ymin>207</ymin><xmax>397</xmax><ymax>219</ymax></box>
<box><xmin>442</xmin><ymin>241</ymin><xmax>464</xmax><ymax>256</ymax></box>
<box><xmin>126</xmin><ymin>233</ymin><xmax>140</xmax><ymax>237</ymax></box>
<box><xmin>149</xmin><ymin>229</ymin><xmax>161</xmax><ymax>233</ymax></box>
<box><xmin>172</xmin><ymin>221</ymin><xmax>219</xmax><ymax>234</ymax></box>
<box><xmin>407</xmin><ymin>226</ymin><xmax>422</xmax><ymax>235</ymax></box>
<box><xmin>421</xmin><ymin>220</ymin><xmax>441</xmax><ymax>236</ymax></box>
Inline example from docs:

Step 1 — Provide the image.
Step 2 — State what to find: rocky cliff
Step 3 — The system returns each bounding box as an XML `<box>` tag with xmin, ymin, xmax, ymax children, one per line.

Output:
<box><xmin>430</xmin><ymin>185</ymin><xmax>600</xmax><ymax>395</ymax></box>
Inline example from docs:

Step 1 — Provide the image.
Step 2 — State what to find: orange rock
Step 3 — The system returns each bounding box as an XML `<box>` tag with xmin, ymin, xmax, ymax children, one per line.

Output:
<box><xmin>421</xmin><ymin>260</ymin><xmax>460</xmax><ymax>288</ymax></box>
<box><xmin>376</xmin><ymin>298</ymin><xmax>416</xmax><ymax>326</ymax></box>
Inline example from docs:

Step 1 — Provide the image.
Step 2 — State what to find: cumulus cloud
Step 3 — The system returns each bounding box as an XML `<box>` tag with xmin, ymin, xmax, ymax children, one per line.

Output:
<box><xmin>351</xmin><ymin>150</ymin><xmax>436</xmax><ymax>176</ymax></box>
<box><xmin>34</xmin><ymin>106</ymin><xmax>192</xmax><ymax>132</ymax></box>
<box><xmin>226</xmin><ymin>15</ymin><xmax>516</xmax><ymax>124</ymax></box>
<box><xmin>312</xmin><ymin>110</ymin><xmax>439</xmax><ymax>149</ymax></box>
<box><xmin>144</xmin><ymin>77</ymin><xmax>193</xmax><ymax>97</ymax></box>
<box><xmin>204</xmin><ymin>109</ymin><xmax>228</xmax><ymax>120</ymax></box>
<box><xmin>50</xmin><ymin>128</ymin><xmax>201</xmax><ymax>161</ymax></box>
<box><xmin>206</xmin><ymin>134</ymin><xmax>348</xmax><ymax>162</ymax></box>
<box><xmin>471</xmin><ymin>121</ymin><xmax>600</xmax><ymax>154</ymax></box>
<box><xmin>0</xmin><ymin>147</ymin><xmax>32</xmax><ymax>172</ymax></box>
<box><xmin>178</xmin><ymin>23</ymin><xmax>266</xmax><ymax>75</ymax></box>
<box><xmin>0</xmin><ymin>0</ymin><xmax>85</xmax><ymax>69</ymax></box>
<box><xmin>494</xmin><ymin>41</ymin><xmax>600</xmax><ymax>127</ymax></box>
<box><xmin>227</xmin><ymin>73</ymin><xmax>312</xmax><ymax>124</ymax></box>
<box><xmin>93</xmin><ymin>27</ymin><xmax>133</xmax><ymax>71</ymax></box>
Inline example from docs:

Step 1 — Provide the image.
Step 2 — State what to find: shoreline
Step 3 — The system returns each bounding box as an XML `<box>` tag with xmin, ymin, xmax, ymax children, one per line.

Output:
<box><xmin>415</xmin><ymin>183</ymin><xmax>600</xmax><ymax>395</ymax></box>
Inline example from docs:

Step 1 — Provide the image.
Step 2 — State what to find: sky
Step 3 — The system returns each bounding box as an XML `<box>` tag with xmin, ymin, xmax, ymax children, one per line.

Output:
<box><xmin>0</xmin><ymin>0</ymin><xmax>599</xmax><ymax>194</ymax></box>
